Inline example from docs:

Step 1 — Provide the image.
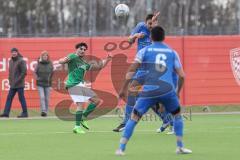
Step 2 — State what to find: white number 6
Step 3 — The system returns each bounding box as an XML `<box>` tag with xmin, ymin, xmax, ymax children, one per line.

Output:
<box><xmin>155</xmin><ymin>54</ymin><xmax>167</xmax><ymax>72</ymax></box>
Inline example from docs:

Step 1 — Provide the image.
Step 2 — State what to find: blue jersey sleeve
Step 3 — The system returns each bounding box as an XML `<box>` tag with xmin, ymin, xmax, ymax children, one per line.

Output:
<box><xmin>134</xmin><ymin>47</ymin><xmax>146</xmax><ymax>63</ymax></box>
<box><xmin>131</xmin><ymin>22</ymin><xmax>145</xmax><ymax>36</ymax></box>
<box><xmin>173</xmin><ymin>51</ymin><xmax>182</xmax><ymax>69</ymax></box>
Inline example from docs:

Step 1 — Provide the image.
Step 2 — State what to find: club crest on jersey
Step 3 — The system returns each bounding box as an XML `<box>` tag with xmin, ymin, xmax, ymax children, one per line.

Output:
<box><xmin>77</xmin><ymin>64</ymin><xmax>87</xmax><ymax>70</ymax></box>
<box><xmin>230</xmin><ymin>48</ymin><xmax>240</xmax><ymax>86</ymax></box>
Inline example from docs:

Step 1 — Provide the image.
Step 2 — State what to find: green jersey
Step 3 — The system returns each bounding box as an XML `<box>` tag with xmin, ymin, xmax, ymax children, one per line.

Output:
<box><xmin>65</xmin><ymin>53</ymin><xmax>91</xmax><ymax>88</ymax></box>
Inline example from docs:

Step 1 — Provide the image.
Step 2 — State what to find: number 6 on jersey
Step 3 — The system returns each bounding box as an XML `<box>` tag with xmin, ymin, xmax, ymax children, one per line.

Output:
<box><xmin>155</xmin><ymin>53</ymin><xmax>167</xmax><ymax>72</ymax></box>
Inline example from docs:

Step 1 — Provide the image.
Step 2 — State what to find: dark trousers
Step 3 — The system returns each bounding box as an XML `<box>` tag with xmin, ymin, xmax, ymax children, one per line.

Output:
<box><xmin>3</xmin><ymin>88</ymin><xmax>28</xmax><ymax>115</ymax></box>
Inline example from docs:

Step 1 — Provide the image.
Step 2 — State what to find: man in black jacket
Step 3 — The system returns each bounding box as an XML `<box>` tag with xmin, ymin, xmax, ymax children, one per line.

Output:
<box><xmin>0</xmin><ymin>48</ymin><xmax>28</xmax><ymax>118</ymax></box>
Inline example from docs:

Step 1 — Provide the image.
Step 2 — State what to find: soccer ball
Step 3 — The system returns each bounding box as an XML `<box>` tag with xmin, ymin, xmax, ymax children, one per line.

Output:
<box><xmin>115</xmin><ymin>4</ymin><xmax>129</xmax><ymax>17</ymax></box>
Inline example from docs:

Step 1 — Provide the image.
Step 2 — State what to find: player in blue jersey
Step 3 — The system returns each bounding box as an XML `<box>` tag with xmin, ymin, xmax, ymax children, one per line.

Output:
<box><xmin>128</xmin><ymin>12</ymin><xmax>160</xmax><ymax>50</ymax></box>
<box><xmin>113</xmin><ymin>13</ymin><xmax>158</xmax><ymax>132</ymax></box>
<box><xmin>156</xmin><ymin>63</ymin><xmax>179</xmax><ymax>134</ymax></box>
<box><xmin>115</xmin><ymin>26</ymin><xmax>192</xmax><ymax>155</ymax></box>
<box><xmin>113</xmin><ymin>12</ymin><xmax>174</xmax><ymax>133</ymax></box>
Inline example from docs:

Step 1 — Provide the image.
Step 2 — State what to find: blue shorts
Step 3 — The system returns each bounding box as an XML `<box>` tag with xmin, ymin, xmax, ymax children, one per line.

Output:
<box><xmin>133</xmin><ymin>91</ymin><xmax>180</xmax><ymax>116</ymax></box>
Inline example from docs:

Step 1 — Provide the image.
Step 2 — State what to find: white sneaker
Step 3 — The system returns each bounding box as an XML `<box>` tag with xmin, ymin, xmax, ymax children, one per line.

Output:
<box><xmin>156</xmin><ymin>122</ymin><xmax>170</xmax><ymax>133</ymax></box>
<box><xmin>119</xmin><ymin>127</ymin><xmax>125</xmax><ymax>132</ymax></box>
<box><xmin>115</xmin><ymin>149</ymin><xmax>125</xmax><ymax>156</ymax></box>
<box><xmin>156</xmin><ymin>128</ymin><xmax>161</xmax><ymax>133</ymax></box>
<box><xmin>176</xmin><ymin>147</ymin><xmax>192</xmax><ymax>154</ymax></box>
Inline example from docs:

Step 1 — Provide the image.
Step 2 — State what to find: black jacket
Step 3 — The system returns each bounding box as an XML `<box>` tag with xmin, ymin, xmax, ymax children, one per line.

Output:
<box><xmin>9</xmin><ymin>54</ymin><xmax>27</xmax><ymax>88</ymax></box>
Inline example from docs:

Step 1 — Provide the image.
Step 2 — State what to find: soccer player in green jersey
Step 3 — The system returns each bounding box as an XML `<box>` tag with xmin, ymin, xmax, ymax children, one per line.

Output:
<box><xmin>58</xmin><ymin>42</ymin><xmax>112</xmax><ymax>134</ymax></box>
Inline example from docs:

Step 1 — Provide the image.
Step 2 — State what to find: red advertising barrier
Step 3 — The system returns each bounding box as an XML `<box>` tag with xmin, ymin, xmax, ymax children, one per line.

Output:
<box><xmin>0</xmin><ymin>36</ymin><xmax>240</xmax><ymax>110</ymax></box>
<box><xmin>183</xmin><ymin>36</ymin><xmax>240</xmax><ymax>105</ymax></box>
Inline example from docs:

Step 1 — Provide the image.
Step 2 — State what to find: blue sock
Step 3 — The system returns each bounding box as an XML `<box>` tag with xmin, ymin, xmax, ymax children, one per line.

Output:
<box><xmin>123</xmin><ymin>105</ymin><xmax>134</xmax><ymax>125</ymax></box>
<box><xmin>123</xmin><ymin>119</ymin><xmax>137</xmax><ymax>139</ymax></box>
<box><xmin>174</xmin><ymin>115</ymin><xmax>183</xmax><ymax>136</ymax></box>
<box><xmin>119</xmin><ymin>143</ymin><xmax>126</xmax><ymax>151</ymax></box>
<box><xmin>119</xmin><ymin>119</ymin><xmax>137</xmax><ymax>151</ymax></box>
<box><xmin>174</xmin><ymin>115</ymin><xmax>184</xmax><ymax>148</ymax></box>
<box><xmin>177</xmin><ymin>141</ymin><xmax>183</xmax><ymax>148</ymax></box>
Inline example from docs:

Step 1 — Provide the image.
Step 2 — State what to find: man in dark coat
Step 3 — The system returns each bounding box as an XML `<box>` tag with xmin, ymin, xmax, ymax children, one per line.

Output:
<box><xmin>0</xmin><ymin>48</ymin><xmax>28</xmax><ymax>118</ymax></box>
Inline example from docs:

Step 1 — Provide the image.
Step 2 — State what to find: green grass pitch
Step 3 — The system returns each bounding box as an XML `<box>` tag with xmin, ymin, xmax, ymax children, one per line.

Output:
<box><xmin>0</xmin><ymin>114</ymin><xmax>239</xmax><ymax>160</ymax></box>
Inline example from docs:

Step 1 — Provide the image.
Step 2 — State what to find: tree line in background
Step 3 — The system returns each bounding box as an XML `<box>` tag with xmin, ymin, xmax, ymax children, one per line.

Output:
<box><xmin>0</xmin><ymin>0</ymin><xmax>239</xmax><ymax>37</ymax></box>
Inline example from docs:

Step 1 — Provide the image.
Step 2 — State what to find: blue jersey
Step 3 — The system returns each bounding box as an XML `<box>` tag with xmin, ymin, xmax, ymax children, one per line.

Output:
<box><xmin>131</xmin><ymin>22</ymin><xmax>179</xmax><ymax>89</ymax></box>
<box><xmin>134</xmin><ymin>50</ymin><xmax>180</xmax><ymax>90</ymax></box>
<box><xmin>131</xmin><ymin>22</ymin><xmax>152</xmax><ymax>52</ymax></box>
<box><xmin>134</xmin><ymin>42</ymin><xmax>182</xmax><ymax>97</ymax></box>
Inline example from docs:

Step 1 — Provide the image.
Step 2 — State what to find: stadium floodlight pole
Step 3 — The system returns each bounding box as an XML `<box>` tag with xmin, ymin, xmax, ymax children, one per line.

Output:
<box><xmin>178</xmin><ymin>0</ymin><xmax>184</xmax><ymax>30</ymax></box>
<box><xmin>110</xmin><ymin>0</ymin><xmax>114</xmax><ymax>35</ymax></box>
<box><xmin>88</xmin><ymin>0</ymin><xmax>96</xmax><ymax>37</ymax></box>
<box><xmin>59</xmin><ymin>0</ymin><xmax>65</xmax><ymax>35</ymax></box>
<box><xmin>195</xmin><ymin>0</ymin><xmax>199</xmax><ymax>35</ymax></box>
<box><xmin>238</xmin><ymin>0</ymin><xmax>240</xmax><ymax>34</ymax></box>
<box><xmin>146</xmin><ymin>0</ymin><xmax>152</xmax><ymax>14</ymax></box>
<box><xmin>0</xmin><ymin>15</ymin><xmax>3</xmax><ymax>36</ymax></box>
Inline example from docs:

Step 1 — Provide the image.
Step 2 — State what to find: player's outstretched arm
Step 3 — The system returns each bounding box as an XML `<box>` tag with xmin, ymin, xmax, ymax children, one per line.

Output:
<box><xmin>128</xmin><ymin>33</ymin><xmax>145</xmax><ymax>44</ymax></box>
<box><xmin>128</xmin><ymin>22</ymin><xmax>145</xmax><ymax>44</ymax></box>
<box><xmin>58</xmin><ymin>57</ymin><xmax>70</xmax><ymax>64</ymax></box>
<box><xmin>89</xmin><ymin>54</ymin><xmax>112</xmax><ymax>71</ymax></box>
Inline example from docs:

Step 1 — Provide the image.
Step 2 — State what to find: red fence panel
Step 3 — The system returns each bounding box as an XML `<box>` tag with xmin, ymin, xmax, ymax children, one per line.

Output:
<box><xmin>183</xmin><ymin>36</ymin><xmax>240</xmax><ymax>105</ymax></box>
<box><xmin>0</xmin><ymin>36</ymin><xmax>240</xmax><ymax>110</ymax></box>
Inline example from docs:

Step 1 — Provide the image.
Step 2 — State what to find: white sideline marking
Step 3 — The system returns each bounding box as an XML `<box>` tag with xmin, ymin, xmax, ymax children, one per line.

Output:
<box><xmin>1</xmin><ymin>126</ymin><xmax>240</xmax><ymax>136</ymax></box>
<box><xmin>0</xmin><ymin>131</ymin><xmax>71</xmax><ymax>136</ymax></box>
<box><xmin>0</xmin><ymin>112</ymin><xmax>240</xmax><ymax>121</ymax></box>
<box><xmin>0</xmin><ymin>130</ymin><xmax>156</xmax><ymax>136</ymax></box>
<box><xmin>0</xmin><ymin>115</ymin><xmax>119</xmax><ymax>121</ymax></box>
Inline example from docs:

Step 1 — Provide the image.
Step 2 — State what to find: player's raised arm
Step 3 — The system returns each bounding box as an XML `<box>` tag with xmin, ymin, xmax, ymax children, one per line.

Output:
<box><xmin>128</xmin><ymin>33</ymin><xmax>145</xmax><ymax>44</ymax></box>
<box><xmin>89</xmin><ymin>54</ymin><xmax>112</xmax><ymax>71</ymax></box>
<box><xmin>152</xmin><ymin>11</ymin><xmax>160</xmax><ymax>26</ymax></box>
<box><xmin>128</xmin><ymin>22</ymin><xmax>145</xmax><ymax>44</ymax></box>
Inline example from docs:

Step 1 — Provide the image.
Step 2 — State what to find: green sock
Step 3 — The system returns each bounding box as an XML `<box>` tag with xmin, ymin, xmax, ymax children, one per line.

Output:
<box><xmin>83</xmin><ymin>103</ymin><xmax>97</xmax><ymax>118</ymax></box>
<box><xmin>76</xmin><ymin>111</ymin><xmax>83</xmax><ymax>126</ymax></box>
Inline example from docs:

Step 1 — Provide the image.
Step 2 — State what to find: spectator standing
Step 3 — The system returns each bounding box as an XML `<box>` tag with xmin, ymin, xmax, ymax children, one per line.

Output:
<box><xmin>34</xmin><ymin>51</ymin><xmax>53</xmax><ymax>117</ymax></box>
<box><xmin>0</xmin><ymin>48</ymin><xmax>28</xmax><ymax>118</ymax></box>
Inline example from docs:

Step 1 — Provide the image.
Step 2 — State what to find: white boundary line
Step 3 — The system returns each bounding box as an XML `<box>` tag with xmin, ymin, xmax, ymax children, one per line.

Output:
<box><xmin>0</xmin><ymin>112</ymin><xmax>240</xmax><ymax>121</ymax></box>
<box><xmin>0</xmin><ymin>126</ymin><xmax>240</xmax><ymax>136</ymax></box>
<box><xmin>0</xmin><ymin>130</ymin><xmax>163</xmax><ymax>136</ymax></box>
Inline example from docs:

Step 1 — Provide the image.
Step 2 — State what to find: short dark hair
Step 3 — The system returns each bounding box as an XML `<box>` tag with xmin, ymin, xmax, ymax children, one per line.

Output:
<box><xmin>11</xmin><ymin>47</ymin><xmax>19</xmax><ymax>53</ymax></box>
<box><xmin>75</xmin><ymin>42</ymin><xmax>88</xmax><ymax>50</ymax></box>
<box><xmin>151</xmin><ymin>26</ymin><xmax>165</xmax><ymax>42</ymax></box>
<box><xmin>145</xmin><ymin>14</ymin><xmax>154</xmax><ymax>21</ymax></box>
